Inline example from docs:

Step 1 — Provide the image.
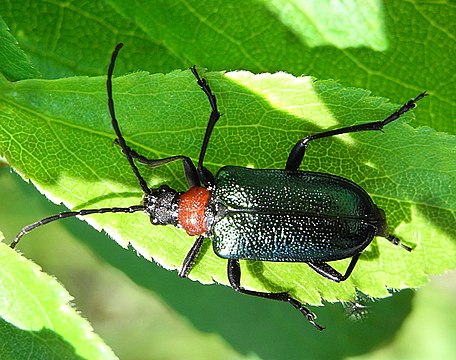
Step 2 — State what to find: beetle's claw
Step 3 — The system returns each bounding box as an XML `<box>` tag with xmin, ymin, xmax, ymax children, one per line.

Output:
<box><xmin>304</xmin><ymin>310</ymin><xmax>325</xmax><ymax>331</ymax></box>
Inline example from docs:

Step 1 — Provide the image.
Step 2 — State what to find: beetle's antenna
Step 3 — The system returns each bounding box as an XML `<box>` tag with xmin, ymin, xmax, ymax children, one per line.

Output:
<box><xmin>10</xmin><ymin>205</ymin><xmax>145</xmax><ymax>249</ymax></box>
<box><xmin>107</xmin><ymin>43</ymin><xmax>151</xmax><ymax>195</ymax></box>
<box><xmin>9</xmin><ymin>44</ymin><xmax>152</xmax><ymax>249</ymax></box>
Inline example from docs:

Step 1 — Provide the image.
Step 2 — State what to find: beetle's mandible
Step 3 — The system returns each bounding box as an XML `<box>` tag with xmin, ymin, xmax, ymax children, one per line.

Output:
<box><xmin>11</xmin><ymin>43</ymin><xmax>427</xmax><ymax>330</ymax></box>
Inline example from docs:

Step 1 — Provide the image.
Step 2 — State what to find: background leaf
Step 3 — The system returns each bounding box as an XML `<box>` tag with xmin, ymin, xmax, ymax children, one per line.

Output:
<box><xmin>2</xmin><ymin>0</ymin><xmax>452</xmax><ymax>131</ymax></box>
<box><xmin>0</xmin><ymin>16</ymin><xmax>40</xmax><ymax>81</ymax></box>
<box><xmin>0</xmin><ymin>239</ymin><xmax>117</xmax><ymax>359</ymax></box>
<box><xmin>0</xmin><ymin>1</ymin><xmax>455</xmax><ymax>359</ymax></box>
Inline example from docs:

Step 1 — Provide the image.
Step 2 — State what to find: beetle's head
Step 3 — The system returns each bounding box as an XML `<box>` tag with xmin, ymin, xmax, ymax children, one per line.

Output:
<box><xmin>142</xmin><ymin>185</ymin><xmax>180</xmax><ymax>226</ymax></box>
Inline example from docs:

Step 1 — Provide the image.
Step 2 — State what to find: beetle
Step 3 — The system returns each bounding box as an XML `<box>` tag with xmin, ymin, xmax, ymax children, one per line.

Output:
<box><xmin>10</xmin><ymin>43</ymin><xmax>427</xmax><ymax>330</ymax></box>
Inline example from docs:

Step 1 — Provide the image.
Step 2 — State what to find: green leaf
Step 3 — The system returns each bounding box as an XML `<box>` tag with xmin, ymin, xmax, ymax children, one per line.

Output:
<box><xmin>0</xmin><ymin>16</ymin><xmax>40</xmax><ymax>81</ymax></box>
<box><xmin>106</xmin><ymin>0</ymin><xmax>453</xmax><ymax>133</ymax></box>
<box><xmin>0</xmin><ymin>69</ymin><xmax>454</xmax><ymax>307</ymax></box>
<box><xmin>1</xmin><ymin>0</ymin><xmax>452</xmax><ymax>132</ymax></box>
<box><xmin>0</xmin><ymin>238</ymin><xmax>117</xmax><ymax>359</ymax></box>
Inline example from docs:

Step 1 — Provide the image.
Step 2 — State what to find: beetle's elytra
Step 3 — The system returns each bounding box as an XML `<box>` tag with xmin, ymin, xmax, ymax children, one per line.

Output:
<box><xmin>212</xmin><ymin>167</ymin><xmax>387</xmax><ymax>262</ymax></box>
<box><xmin>11</xmin><ymin>43</ymin><xmax>427</xmax><ymax>330</ymax></box>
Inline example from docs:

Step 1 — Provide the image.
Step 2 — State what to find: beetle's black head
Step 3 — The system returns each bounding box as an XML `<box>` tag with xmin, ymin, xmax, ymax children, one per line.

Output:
<box><xmin>142</xmin><ymin>185</ymin><xmax>180</xmax><ymax>226</ymax></box>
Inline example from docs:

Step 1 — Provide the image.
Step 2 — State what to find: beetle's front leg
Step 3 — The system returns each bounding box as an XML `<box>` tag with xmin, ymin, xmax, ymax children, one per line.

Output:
<box><xmin>285</xmin><ymin>92</ymin><xmax>427</xmax><ymax>171</ymax></box>
<box><xmin>306</xmin><ymin>253</ymin><xmax>361</xmax><ymax>282</ymax></box>
<box><xmin>179</xmin><ymin>235</ymin><xmax>205</xmax><ymax>278</ymax></box>
<box><xmin>227</xmin><ymin>259</ymin><xmax>325</xmax><ymax>330</ymax></box>
<box><xmin>114</xmin><ymin>139</ymin><xmax>200</xmax><ymax>188</ymax></box>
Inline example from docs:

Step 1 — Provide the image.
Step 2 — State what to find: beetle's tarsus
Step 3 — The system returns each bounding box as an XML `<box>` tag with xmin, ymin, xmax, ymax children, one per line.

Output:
<box><xmin>307</xmin><ymin>315</ymin><xmax>325</xmax><ymax>331</ymax></box>
<box><xmin>287</xmin><ymin>297</ymin><xmax>325</xmax><ymax>330</ymax></box>
<box><xmin>386</xmin><ymin>234</ymin><xmax>413</xmax><ymax>252</ymax></box>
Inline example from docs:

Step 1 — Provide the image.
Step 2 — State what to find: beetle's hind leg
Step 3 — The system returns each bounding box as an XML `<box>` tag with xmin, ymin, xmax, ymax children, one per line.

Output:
<box><xmin>306</xmin><ymin>253</ymin><xmax>361</xmax><ymax>282</ymax></box>
<box><xmin>227</xmin><ymin>259</ymin><xmax>325</xmax><ymax>330</ymax></box>
<box><xmin>385</xmin><ymin>234</ymin><xmax>413</xmax><ymax>252</ymax></box>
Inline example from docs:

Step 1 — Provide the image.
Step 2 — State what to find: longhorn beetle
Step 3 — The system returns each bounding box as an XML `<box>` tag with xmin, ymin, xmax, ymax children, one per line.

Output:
<box><xmin>11</xmin><ymin>43</ymin><xmax>427</xmax><ymax>330</ymax></box>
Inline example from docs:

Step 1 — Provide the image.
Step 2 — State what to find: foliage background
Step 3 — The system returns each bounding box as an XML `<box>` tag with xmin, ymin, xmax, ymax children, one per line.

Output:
<box><xmin>0</xmin><ymin>1</ymin><xmax>455</xmax><ymax>359</ymax></box>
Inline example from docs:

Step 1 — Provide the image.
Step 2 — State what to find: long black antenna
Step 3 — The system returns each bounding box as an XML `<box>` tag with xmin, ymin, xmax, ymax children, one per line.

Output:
<box><xmin>10</xmin><ymin>44</ymin><xmax>151</xmax><ymax>249</ymax></box>
<box><xmin>10</xmin><ymin>205</ymin><xmax>145</xmax><ymax>249</ymax></box>
<box><xmin>107</xmin><ymin>43</ymin><xmax>151</xmax><ymax>194</ymax></box>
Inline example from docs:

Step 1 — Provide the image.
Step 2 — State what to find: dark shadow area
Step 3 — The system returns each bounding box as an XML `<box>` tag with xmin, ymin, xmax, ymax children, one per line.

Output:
<box><xmin>73</xmin><ymin>191</ymin><xmax>141</xmax><ymax>209</ymax></box>
<box><xmin>246</xmin><ymin>261</ymin><xmax>287</xmax><ymax>292</ymax></box>
<box><xmin>418</xmin><ymin>204</ymin><xmax>456</xmax><ymax>244</ymax></box>
<box><xmin>0</xmin><ymin>317</ymin><xmax>85</xmax><ymax>360</ymax></box>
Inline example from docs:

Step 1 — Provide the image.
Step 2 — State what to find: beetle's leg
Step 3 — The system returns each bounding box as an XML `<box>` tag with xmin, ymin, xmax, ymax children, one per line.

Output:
<box><xmin>227</xmin><ymin>259</ymin><xmax>325</xmax><ymax>330</ymax></box>
<box><xmin>385</xmin><ymin>234</ymin><xmax>413</xmax><ymax>252</ymax></box>
<box><xmin>306</xmin><ymin>253</ymin><xmax>361</xmax><ymax>283</ymax></box>
<box><xmin>115</xmin><ymin>141</ymin><xmax>200</xmax><ymax>188</ymax></box>
<box><xmin>115</xmin><ymin>66</ymin><xmax>222</xmax><ymax>188</ymax></box>
<box><xmin>286</xmin><ymin>92</ymin><xmax>428</xmax><ymax>171</ymax></box>
<box><xmin>178</xmin><ymin>235</ymin><xmax>205</xmax><ymax>278</ymax></box>
<box><xmin>191</xmin><ymin>66</ymin><xmax>221</xmax><ymax>187</ymax></box>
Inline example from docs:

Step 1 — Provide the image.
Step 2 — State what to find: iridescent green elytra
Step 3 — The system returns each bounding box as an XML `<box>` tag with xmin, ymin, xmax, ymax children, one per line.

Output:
<box><xmin>212</xmin><ymin>166</ymin><xmax>384</xmax><ymax>262</ymax></box>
